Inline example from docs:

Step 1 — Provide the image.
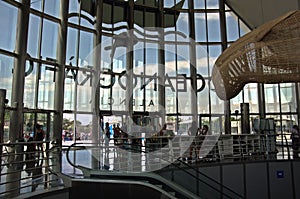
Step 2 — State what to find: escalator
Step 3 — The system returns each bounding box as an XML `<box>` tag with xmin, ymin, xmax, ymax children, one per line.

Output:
<box><xmin>60</xmin><ymin>142</ymin><xmax>199</xmax><ymax>199</ymax></box>
<box><xmin>50</xmin><ymin>142</ymin><xmax>245</xmax><ymax>199</ymax></box>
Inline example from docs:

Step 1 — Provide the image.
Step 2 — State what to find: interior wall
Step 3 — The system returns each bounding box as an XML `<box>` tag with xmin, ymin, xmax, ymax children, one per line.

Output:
<box><xmin>158</xmin><ymin>160</ymin><xmax>300</xmax><ymax>199</ymax></box>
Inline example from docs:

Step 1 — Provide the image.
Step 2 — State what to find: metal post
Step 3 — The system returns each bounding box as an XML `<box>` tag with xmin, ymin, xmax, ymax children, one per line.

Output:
<box><xmin>224</xmin><ymin>101</ymin><xmax>231</xmax><ymax>134</ymax></box>
<box><xmin>296</xmin><ymin>83</ymin><xmax>300</xmax><ymax>128</ymax></box>
<box><xmin>51</xmin><ymin>0</ymin><xmax>69</xmax><ymax>186</ymax></box>
<box><xmin>219</xmin><ymin>0</ymin><xmax>231</xmax><ymax>134</ymax></box>
<box><xmin>158</xmin><ymin>0</ymin><xmax>166</xmax><ymax>126</ymax></box>
<box><xmin>125</xmin><ymin>0</ymin><xmax>134</xmax><ymax>134</ymax></box>
<box><xmin>7</xmin><ymin>0</ymin><xmax>30</xmax><ymax>197</ymax></box>
<box><xmin>241</xmin><ymin>103</ymin><xmax>250</xmax><ymax>134</ymax></box>
<box><xmin>44</xmin><ymin>112</ymin><xmax>51</xmax><ymax>188</ymax></box>
<box><xmin>0</xmin><ymin>89</ymin><xmax>6</xmax><ymax>183</ymax></box>
<box><xmin>54</xmin><ymin>0</ymin><xmax>69</xmax><ymax>145</ymax></box>
<box><xmin>258</xmin><ymin>84</ymin><xmax>266</xmax><ymax>119</ymax></box>
<box><xmin>0</xmin><ymin>89</ymin><xmax>6</xmax><ymax>146</ymax></box>
<box><xmin>188</xmin><ymin>0</ymin><xmax>198</xmax><ymax>123</ymax></box>
<box><xmin>188</xmin><ymin>2</ymin><xmax>200</xmax><ymax>194</ymax></box>
<box><xmin>126</xmin><ymin>0</ymin><xmax>135</xmax><ymax>171</ymax></box>
<box><xmin>91</xmin><ymin>0</ymin><xmax>103</xmax><ymax>170</ymax></box>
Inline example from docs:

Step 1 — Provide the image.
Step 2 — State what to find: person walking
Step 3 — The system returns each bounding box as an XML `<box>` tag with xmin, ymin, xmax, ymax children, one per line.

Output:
<box><xmin>34</xmin><ymin>124</ymin><xmax>45</xmax><ymax>157</ymax></box>
<box><xmin>188</xmin><ymin>121</ymin><xmax>200</xmax><ymax>161</ymax></box>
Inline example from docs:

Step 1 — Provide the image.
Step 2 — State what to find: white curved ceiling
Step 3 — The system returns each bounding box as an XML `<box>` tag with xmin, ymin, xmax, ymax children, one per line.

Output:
<box><xmin>226</xmin><ymin>0</ymin><xmax>300</xmax><ymax>29</ymax></box>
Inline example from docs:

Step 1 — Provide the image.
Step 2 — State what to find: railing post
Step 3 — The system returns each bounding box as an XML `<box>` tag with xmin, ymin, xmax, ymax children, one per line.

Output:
<box><xmin>0</xmin><ymin>89</ymin><xmax>6</xmax><ymax>183</ymax></box>
<box><xmin>0</xmin><ymin>89</ymin><xmax>6</xmax><ymax>143</ymax></box>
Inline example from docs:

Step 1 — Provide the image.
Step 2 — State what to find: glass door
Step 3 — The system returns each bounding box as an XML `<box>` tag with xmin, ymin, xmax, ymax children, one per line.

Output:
<box><xmin>23</xmin><ymin>112</ymin><xmax>51</xmax><ymax>142</ymax></box>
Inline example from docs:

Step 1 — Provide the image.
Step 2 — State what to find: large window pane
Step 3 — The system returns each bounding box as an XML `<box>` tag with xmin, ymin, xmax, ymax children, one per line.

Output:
<box><xmin>165</xmin><ymin>45</ymin><xmax>176</xmax><ymax>75</ymax></box>
<box><xmin>226</xmin><ymin>12</ymin><xmax>239</xmax><ymax>41</ymax></box>
<box><xmin>176</xmin><ymin>13</ymin><xmax>189</xmax><ymax>40</ymax></box>
<box><xmin>198</xmin><ymin>79</ymin><xmax>209</xmax><ymax>114</ymax></box>
<box><xmin>206</xmin><ymin>0</ymin><xmax>219</xmax><ymax>9</ymax></box>
<box><xmin>208</xmin><ymin>45</ymin><xmax>221</xmax><ymax>76</ymax></box>
<box><xmin>164</xmin><ymin>0</ymin><xmax>175</xmax><ymax>8</ymax></box>
<box><xmin>28</xmin><ymin>15</ymin><xmax>41</xmax><ymax>58</ymax></box>
<box><xmin>69</xmin><ymin>0</ymin><xmax>79</xmax><ymax>13</ymax></box>
<box><xmin>66</xmin><ymin>27</ymin><xmax>78</xmax><ymax>66</ymax></box>
<box><xmin>194</xmin><ymin>0</ymin><xmax>205</xmax><ymax>9</ymax></box>
<box><xmin>177</xmin><ymin>116</ymin><xmax>191</xmax><ymax>135</ymax></box>
<box><xmin>77</xmin><ymin>68</ymin><xmax>92</xmax><ymax>111</ymax></box>
<box><xmin>231</xmin><ymin>92</ymin><xmax>242</xmax><ymax>114</ymax></box>
<box><xmin>100</xmin><ymin>86</ymin><xmax>112</xmax><ymax>111</ymax></box>
<box><xmin>166</xmin><ymin>78</ymin><xmax>177</xmax><ymax>114</ymax></box>
<box><xmin>182</xmin><ymin>0</ymin><xmax>189</xmax><ymax>9</ymax></box>
<box><xmin>38</xmin><ymin>64</ymin><xmax>55</xmax><ymax>109</ymax></box>
<box><xmin>207</xmin><ymin>13</ymin><xmax>220</xmax><ymax>42</ymax></box>
<box><xmin>240</xmin><ymin>20</ymin><xmax>250</xmax><ymax>36</ymax></box>
<box><xmin>0</xmin><ymin>2</ymin><xmax>18</xmax><ymax>52</ymax></box>
<box><xmin>134</xmin><ymin>10</ymin><xmax>143</xmax><ymax>29</ymax></box>
<box><xmin>41</xmin><ymin>19</ymin><xmax>59</xmax><ymax>61</ymax></box>
<box><xmin>280</xmin><ymin>83</ymin><xmax>296</xmax><ymax>113</ymax></box>
<box><xmin>113</xmin><ymin>49</ymin><xmax>126</xmax><ymax>72</ymax></box>
<box><xmin>134</xmin><ymin>43</ymin><xmax>144</xmax><ymax>67</ymax></box>
<box><xmin>110</xmin><ymin>71</ymin><xmax>126</xmax><ymax>112</ymax></box>
<box><xmin>265</xmin><ymin>84</ymin><xmax>279</xmax><ymax>113</ymax></box>
<box><xmin>178</xmin><ymin>79</ymin><xmax>193</xmax><ymax>114</ymax></box>
<box><xmin>113</xmin><ymin>5</ymin><xmax>126</xmax><ymax>30</ymax></box>
<box><xmin>244</xmin><ymin>83</ymin><xmax>258</xmax><ymax>113</ymax></box>
<box><xmin>197</xmin><ymin>45</ymin><xmax>208</xmax><ymax>76</ymax></box>
<box><xmin>145</xmin><ymin>43</ymin><xmax>158</xmax><ymax>112</ymax></box>
<box><xmin>133</xmin><ymin>76</ymin><xmax>144</xmax><ymax>112</ymax></box>
<box><xmin>44</xmin><ymin>0</ymin><xmax>60</xmax><ymax>18</ymax></box>
<box><xmin>31</xmin><ymin>0</ymin><xmax>42</xmax><ymax>10</ymax></box>
<box><xmin>210</xmin><ymin>116</ymin><xmax>222</xmax><ymax>134</ymax></box>
<box><xmin>79</xmin><ymin>30</ymin><xmax>94</xmax><ymax>67</ymax></box>
<box><xmin>210</xmin><ymin>81</ymin><xmax>224</xmax><ymax>114</ymax></box>
<box><xmin>177</xmin><ymin>45</ymin><xmax>189</xmax><ymax>75</ymax></box>
<box><xmin>68</xmin><ymin>0</ymin><xmax>80</xmax><ymax>24</ymax></box>
<box><xmin>80</xmin><ymin>17</ymin><xmax>94</xmax><ymax>29</ymax></box>
<box><xmin>195</xmin><ymin>13</ymin><xmax>206</xmax><ymax>42</ymax></box>
<box><xmin>64</xmin><ymin>76</ymin><xmax>75</xmax><ymax>110</ymax></box>
<box><xmin>24</xmin><ymin>61</ymin><xmax>37</xmax><ymax>108</ymax></box>
<box><xmin>146</xmin><ymin>43</ymin><xmax>158</xmax><ymax>75</ymax></box>
<box><xmin>0</xmin><ymin>55</ymin><xmax>13</xmax><ymax>106</ymax></box>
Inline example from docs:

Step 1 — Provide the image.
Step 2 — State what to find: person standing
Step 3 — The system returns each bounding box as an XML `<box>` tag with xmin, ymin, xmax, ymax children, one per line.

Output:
<box><xmin>104</xmin><ymin>122</ymin><xmax>111</xmax><ymax>148</ymax></box>
<box><xmin>199</xmin><ymin>125</ymin><xmax>209</xmax><ymax>136</ymax></box>
<box><xmin>291</xmin><ymin>125</ymin><xmax>300</xmax><ymax>159</ymax></box>
<box><xmin>34</xmin><ymin>124</ymin><xmax>45</xmax><ymax>157</ymax></box>
<box><xmin>188</xmin><ymin>121</ymin><xmax>200</xmax><ymax>161</ymax></box>
<box><xmin>113</xmin><ymin>123</ymin><xmax>121</xmax><ymax>145</ymax></box>
<box><xmin>25</xmin><ymin>137</ymin><xmax>36</xmax><ymax>176</ymax></box>
<box><xmin>104</xmin><ymin>122</ymin><xmax>111</xmax><ymax>159</ymax></box>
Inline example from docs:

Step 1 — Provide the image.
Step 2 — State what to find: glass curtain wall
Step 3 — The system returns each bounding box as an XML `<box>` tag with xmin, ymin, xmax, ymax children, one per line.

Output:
<box><xmin>0</xmin><ymin>0</ymin><xmax>298</xmax><ymax>142</ymax></box>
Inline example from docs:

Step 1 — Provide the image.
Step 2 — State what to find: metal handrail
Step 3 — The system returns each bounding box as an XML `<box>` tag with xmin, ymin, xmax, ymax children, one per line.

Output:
<box><xmin>0</xmin><ymin>140</ymin><xmax>57</xmax><ymax>198</ymax></box>
<box><xmin>55</xmin><ymin>133</ymin><xmax>286</xmax><ymax>198</ymax></box>
<box><xmin>64</xmin><ymin>141</ymin><xmax>244</xmax><ymax>199</ymax></box>
<box><xmin>65</xmin><ymin>142</ymin><xmax>199</xmax><ymax>199</ymax></box>
<box><xmin>284</xmin><ymin>135</ymin><xmax>291</xmax><ymax>160</ymax></box>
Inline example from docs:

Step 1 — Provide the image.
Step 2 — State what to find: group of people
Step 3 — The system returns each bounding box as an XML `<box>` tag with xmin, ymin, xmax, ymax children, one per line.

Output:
<box><xmin>22</xmin><ymin>124</ymin><xmax>45</xmax><ymax>191</ymax></box>
<box><xmin>104</xmin><ymin>122</ymin><xmax>129</xmax><ymax>146</ymax></box>
<box><xmin>23</xmin><ymin>123</ymin><xmax>45</xmax><ymax>156</ymax></box>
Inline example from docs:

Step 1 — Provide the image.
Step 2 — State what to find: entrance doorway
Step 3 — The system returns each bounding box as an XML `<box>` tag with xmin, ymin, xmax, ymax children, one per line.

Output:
<box><xmin>23</xmin><ymin>112</ymin><xmax>52</xmax><ymax>142</ymax></box>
